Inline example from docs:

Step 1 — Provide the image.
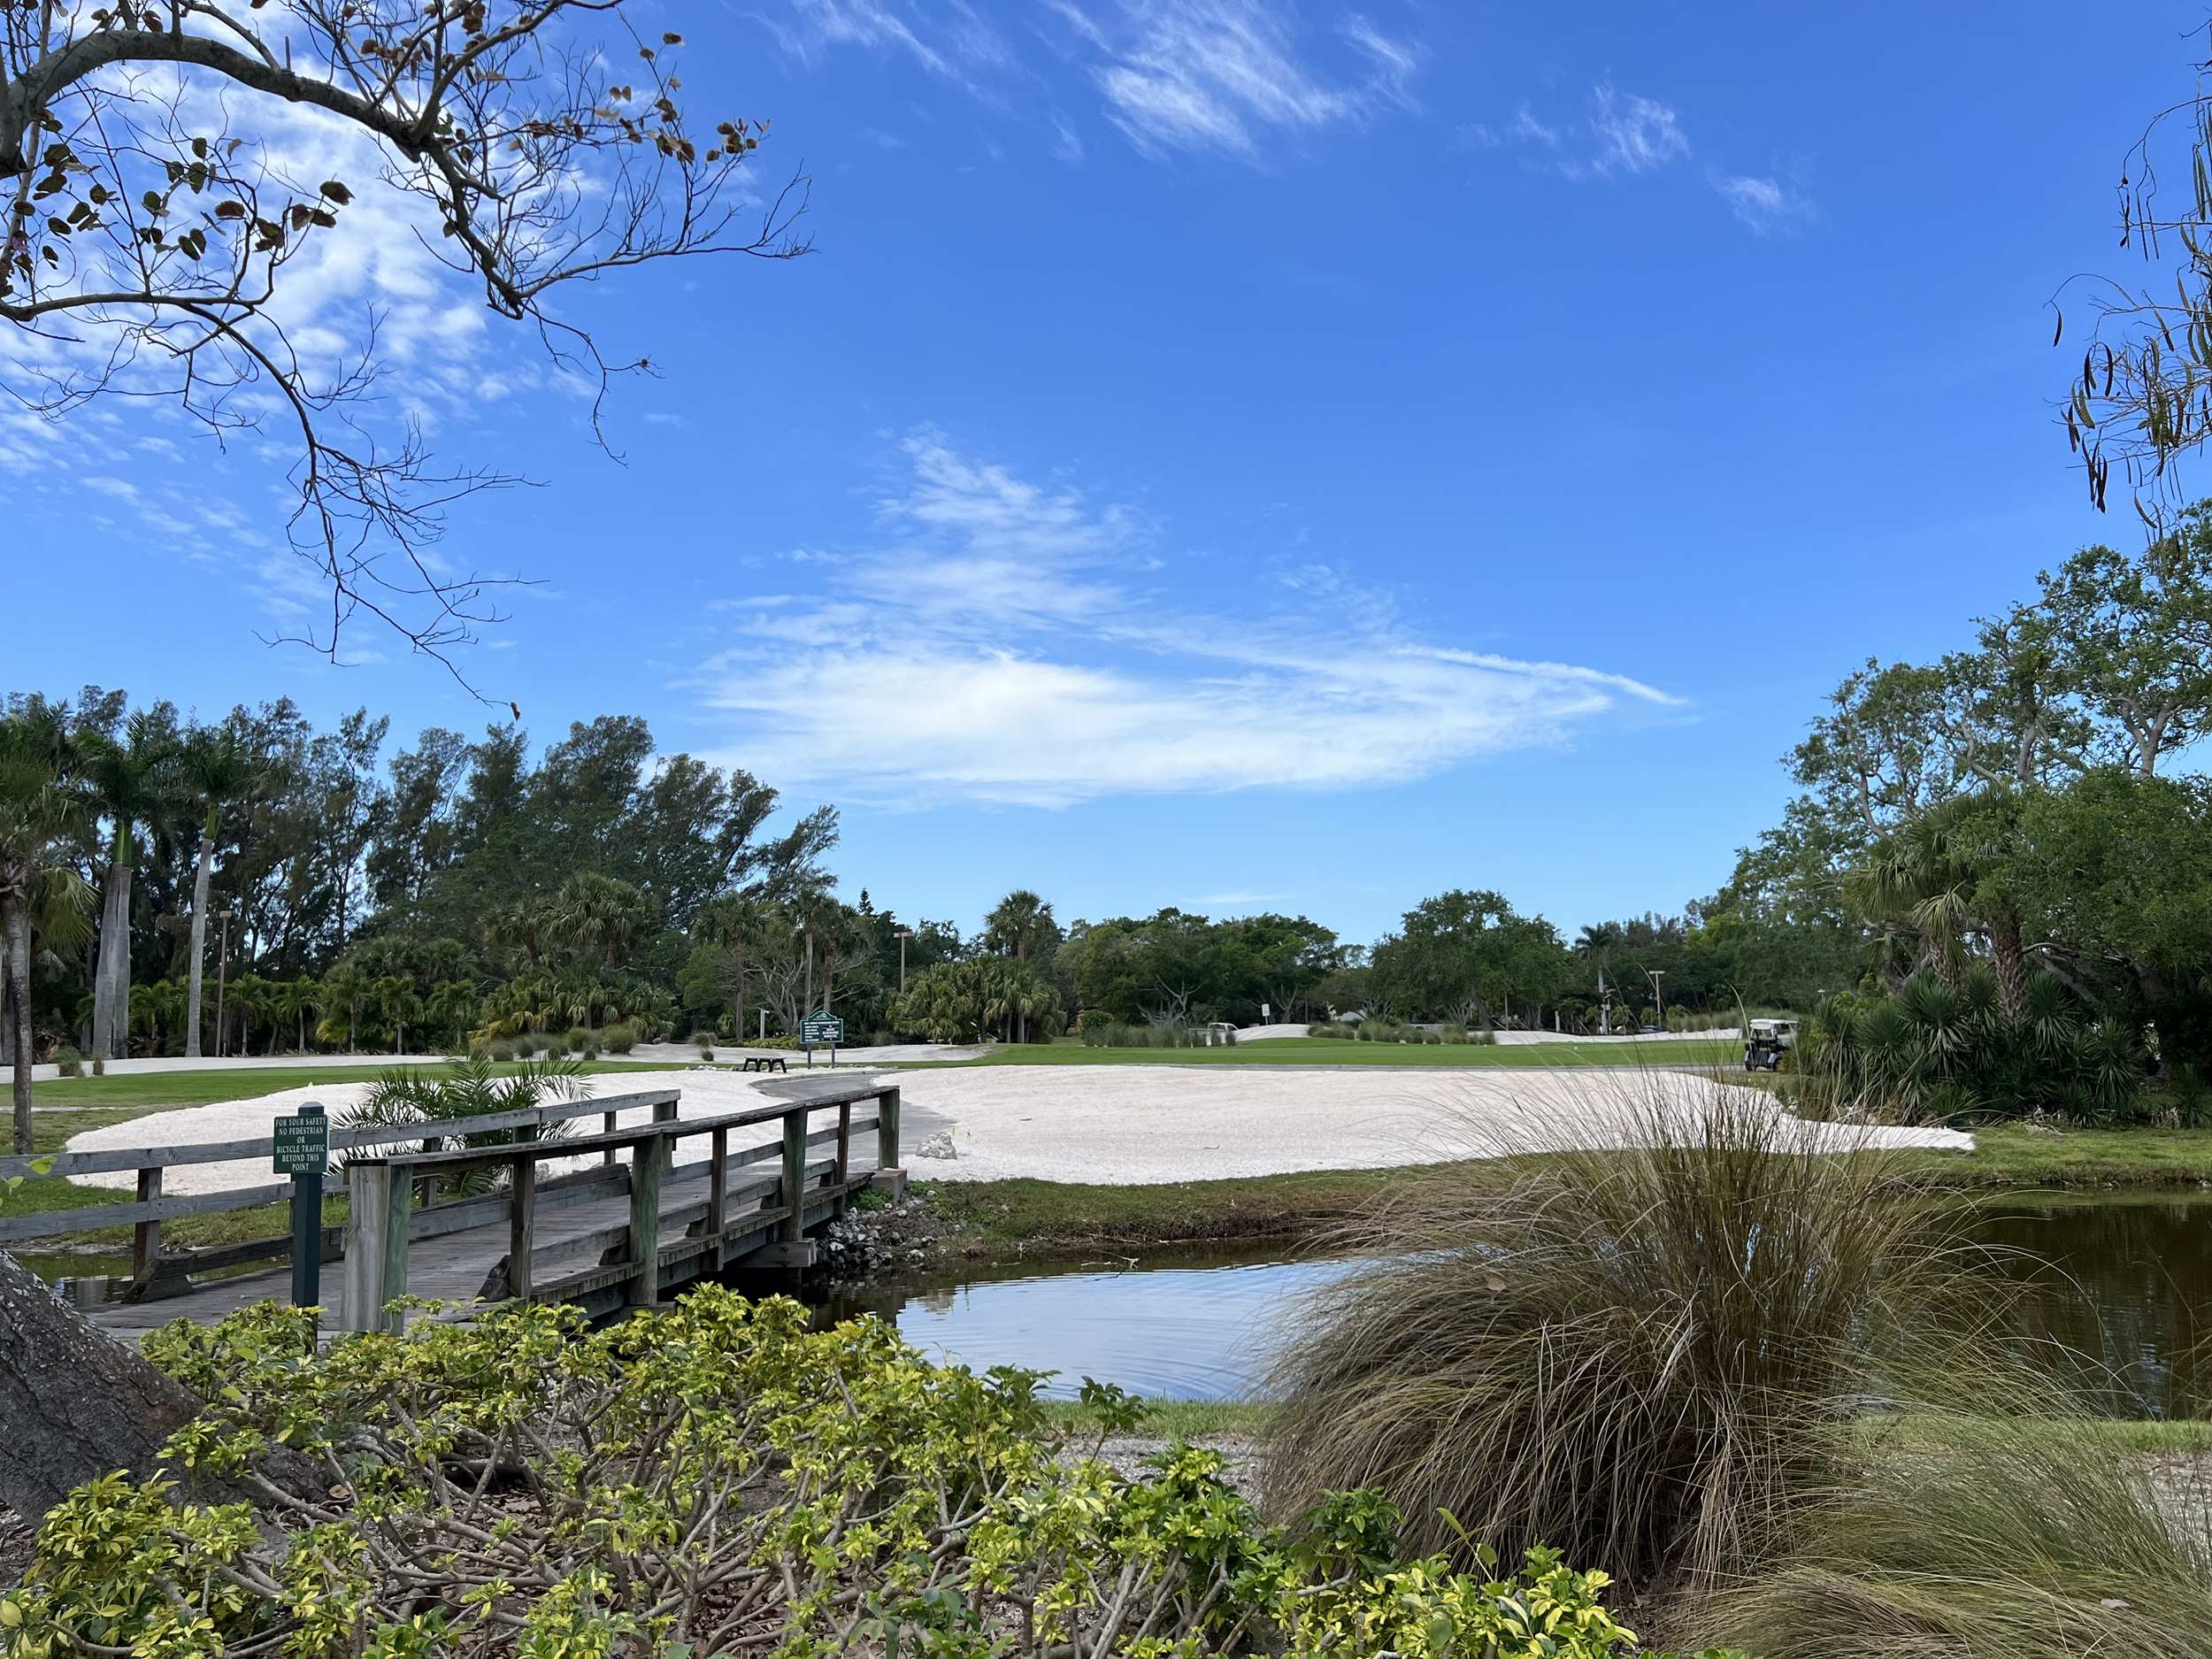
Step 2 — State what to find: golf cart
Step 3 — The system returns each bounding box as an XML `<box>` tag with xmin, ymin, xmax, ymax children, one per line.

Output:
<box><xmin>1744</xmin><ymin>1018</ymin><xmax>1798</xmax><ymax>1071</ymax></box>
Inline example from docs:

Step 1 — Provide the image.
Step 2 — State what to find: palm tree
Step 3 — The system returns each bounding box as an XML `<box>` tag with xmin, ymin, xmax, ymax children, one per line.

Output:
<box><xmin>1847</xmin><ymin>792</ymin><xmax>2032</xmax><ymax>1019</ymax></box>
<box><xmin>426</xmin><ymin>979</ymin><xmax>479</xmax><ymax>1048</ymax></box>
<box><xmin>79</xmin><ymin>713</ymin><xmax>175</xmax><ymax>1061</ymax></box>
<box><xmin>322</xmin><ymin>961</ymin><xmax>367</xmax><ymax>1053</ymax></box>
<box><xmin>0</xmin><ymin>711</ymin><xmax>95</xmax><ymax>1152</ymax></box>
<box><xmin>984</xmin><ymin>889</ymin><xmax>1054</xmax><ymax>1043</ymax></box>
<box><xmin>177</xmin><ymin>730</ymin><xmax>256</xmax><ymax>1060</ymax></box>
<box><xmin>227</xmin><ymin>972</ymin><xmax>275</xmax><ymax>1056</ymax></box>
<box><xmin>383</xmin><ymin>982</ymin><xmax>425</xmax><ymax>1055</ymax></box>
<box><xmin>129</xmin><ymin>979</ymin><xmax>187</xmax><ymax>1053</ymax></box>
<box><xmin>547</xmin><ymin>872</ymin><xmax>647</xmax><ymax>969</ymax></box>
<box><xmin>697</xmin><ymin>894</ymin><xmax>765</xmax><ymax>1044</ymax></box>
<box><xmin>273</xmin><ymin>977</ymin><xmax>321</xmax><ymax>1054</ymax></box>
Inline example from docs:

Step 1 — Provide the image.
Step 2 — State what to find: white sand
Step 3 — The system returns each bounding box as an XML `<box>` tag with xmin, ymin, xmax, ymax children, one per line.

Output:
<box><xmin>68</xmin><ymin>1064</ymin><xmax>1972</xmax><ymax>1196</ymax></box>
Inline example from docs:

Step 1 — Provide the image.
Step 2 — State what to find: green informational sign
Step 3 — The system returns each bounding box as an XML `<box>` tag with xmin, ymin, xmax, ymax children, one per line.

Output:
<box><xmin>272</xmin><ymin>1110</ymin><xmax>330</xmax><ymax>1177</ymax></box>
<box><xmin>801</xmin><ymin>1013</ymin><xmax>845</xmax><ymax>1046</ymax></box>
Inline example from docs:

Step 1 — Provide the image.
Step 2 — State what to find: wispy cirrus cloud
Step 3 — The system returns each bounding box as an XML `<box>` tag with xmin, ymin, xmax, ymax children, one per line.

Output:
<box><xmin>1712</xmin><ymin>167</ymin><xmax>1816</xmax><ymax>234</ymax></box>
<box><xmin>764</xmin><ymin>0</ymin><xmax>1424</xmax><ymax>165</ymax></box>
<box><xmin>1066</xmin><ymin>0</ymin><xmax>1425</xmax><ymax>160</ymax></box>
<box><xmin>1463</xmin><ymin>81</ymin><xmax>1687</xmax><ymax>180</ymax></box>
<box><xmin>690</xmin><ymin>431</ymin><xmax>1678</xmax><ymax>808</ymax></box>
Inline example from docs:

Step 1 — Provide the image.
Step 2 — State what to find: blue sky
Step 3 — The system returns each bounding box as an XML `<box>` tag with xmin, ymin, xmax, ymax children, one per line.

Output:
<box><xmin>4</xmin><ymin>0</ymin><xmax>2198</xmax><ymax>943</ymax></box>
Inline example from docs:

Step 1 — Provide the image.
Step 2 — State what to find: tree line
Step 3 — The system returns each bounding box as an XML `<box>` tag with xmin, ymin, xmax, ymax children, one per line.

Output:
<box><xmin>1719</xmin><ymin>508</ymin><xmax>2212</xmax><ymax>1107</ymax></box>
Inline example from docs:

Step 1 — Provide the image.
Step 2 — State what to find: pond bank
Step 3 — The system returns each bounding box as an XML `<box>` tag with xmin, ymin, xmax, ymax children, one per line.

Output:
<box><xmin>913</xmin><ymin>1122</ymin><xmax>2212</xmax><ymax>1258</ymax></box>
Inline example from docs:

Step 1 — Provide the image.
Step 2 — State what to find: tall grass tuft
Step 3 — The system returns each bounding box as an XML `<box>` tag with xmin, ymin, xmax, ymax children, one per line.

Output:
<box><xmin>1701</xmin><ymin>1400</ymin><xmax>2212</xmax><ymax>1657</ymax></box>
<box><xmin>1264</xmin><ymin>1073</ymin><xmax>1985</xmax><ymax>1594</ymax></box>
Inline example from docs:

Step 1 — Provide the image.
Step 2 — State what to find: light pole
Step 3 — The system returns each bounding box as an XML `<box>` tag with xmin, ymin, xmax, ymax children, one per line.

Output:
<box><xmin>213</xmin><ymin>909</ymin><xmax>236</xmax><ymax>1058</ymax></box>
<box><xmin>896</xmin><ymin>929</ymin><xmax>913</xmax><ymax>995</ymax></box>
<box><xmin>794</xmin><ymin>918</ymin><xmax>814</xmax><ymax>1021</ymax></box>
<box><xmin>1646</xmin><ymin>969</ymin><xmax>1666</xmax><ymax>1030</ymax></box>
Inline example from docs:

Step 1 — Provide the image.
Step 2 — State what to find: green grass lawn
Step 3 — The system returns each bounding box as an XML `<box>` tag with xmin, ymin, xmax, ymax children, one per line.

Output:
<box><xmin>965</xmin><ymin>1035</ymin><xmax>1742</xmax><ymax>1068</ymax></box>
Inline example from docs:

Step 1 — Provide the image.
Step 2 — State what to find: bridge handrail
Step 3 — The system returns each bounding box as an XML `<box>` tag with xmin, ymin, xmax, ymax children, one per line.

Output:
<box><xmin>344</xmin><ymin>1082</ymin><xmax>903</xmax><ymax>1331</ymax></box>
<box><xmin>0</xmin><ymin>1087</ymin><xmax>683</xmax><ymax>1181</ymax></box>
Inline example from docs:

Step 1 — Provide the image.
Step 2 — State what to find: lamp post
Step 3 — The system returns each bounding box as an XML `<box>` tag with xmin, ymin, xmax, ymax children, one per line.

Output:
<box><xmin>213</xmin><ymin>908</ymin><xmax>236</xmax><ymax>1058</ymax></box>
<box><xmin>1646</xmin><ymin>969</ymin><xmax>1666</xmax><ymax>1030</ymax></box>
<box><xmin>794</xmin><ymin>917</ymin><xmax>813</xmax><ymax>1021</ymax></box>
<box><xmin>896</xmin><ymin>929</ymin><xmax>913</xmax><ymax>995</ymax></box>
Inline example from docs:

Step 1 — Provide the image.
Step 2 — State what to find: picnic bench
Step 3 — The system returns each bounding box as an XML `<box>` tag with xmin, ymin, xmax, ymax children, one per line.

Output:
<box><xmin>740</xmin><ymin>1056</ymin><xmax>789</xmax><ymax>1073</ymax></box>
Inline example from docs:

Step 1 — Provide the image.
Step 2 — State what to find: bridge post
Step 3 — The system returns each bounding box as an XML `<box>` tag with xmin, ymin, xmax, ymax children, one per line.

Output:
<box><xmin>508</xmin><ymin>1139</ymin><xmax>537</xmax><ymax>1302</ymax></box>
<box><xmin>708</xmin><ymin>1127</ymin><xmax>729</xmax><ymax>1262</ymax></box>
<box><xmin>343</xmin><ymin>1164</ymin><xmax>413</xmax><ymax>1335</ymax></box>
<box><xmin>833</xmin><ymin>1101</ymin><xmax>853</xmax><ymax>1217</ymax></box>
<box><xmin>130</xmin><ymin>1166</ymin><xmax>162</xmax><ymax>1292</ymax></box>
<box><xmin>876</xmin><ymin>1087</ymin><xmax>905</xmax><ymax>1197</ymax></box>
<box><xmin>626</xmin><ymin>1128</ymin><xmax>664</xmax><ymax>1309</ymax></box>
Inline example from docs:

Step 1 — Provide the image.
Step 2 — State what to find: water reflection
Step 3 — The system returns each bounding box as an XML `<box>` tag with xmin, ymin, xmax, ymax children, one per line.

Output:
<box><xmin>815</xmin><ymin>1197</ymin><xmax>2212</xmax><ymax>1413</ymax></box>
<box><xmin>815</xmin><ymin>1248</ymin><xmax>1358</xmax><ymax>1400</ymax></box>
<box><xmin>1966</xmin><ymin>1195</ymin><xmax>2212</xmax><ymax>1417</ymax></box>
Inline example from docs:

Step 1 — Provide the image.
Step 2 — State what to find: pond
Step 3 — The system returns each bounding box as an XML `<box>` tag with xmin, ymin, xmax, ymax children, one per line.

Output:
<box><xmin>818</xmin><ymin>1194</ymin><xmax>2212</xmax><ymax>1416</ymax></box>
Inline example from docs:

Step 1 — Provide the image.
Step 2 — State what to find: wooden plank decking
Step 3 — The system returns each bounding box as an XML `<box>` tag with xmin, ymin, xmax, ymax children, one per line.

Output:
<box><xmin>24</xmin><ymin>1079</ymin><xmax>906</xmax><ymax>1341</ymax></box>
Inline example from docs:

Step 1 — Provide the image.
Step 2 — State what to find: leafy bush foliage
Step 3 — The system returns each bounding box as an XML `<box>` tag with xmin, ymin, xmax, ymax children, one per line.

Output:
<box><xmin>50</xmin><ymin>1045</ymin><xmax>81</xmax><ymax>1078</ymax></box>
<box><xmin>1793</xmin><ymin>967</ymin><xmax>2149</xmax><ymax>1121</ymax></box>
<box><xmin>0</xmin><ymin>1294</ymin><xmax>1735</xmax><ymax>1659</ymax></box>
<box><xmin>600</xmin><ymin>1020</ymin><xmax>638</xmax><ymax>1055</ymax></box>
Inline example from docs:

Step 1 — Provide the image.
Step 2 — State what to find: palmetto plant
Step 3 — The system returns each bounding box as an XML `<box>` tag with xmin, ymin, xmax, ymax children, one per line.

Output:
<box><xmin>1798</xmin><ymin>966</ymin><xmax>2147</xmax><ymax>1122</ymax></box>
<box><xmin>336</xmin><ymin>1055</ymin><xmax>587</xmax><ymax>1196</ymax></box>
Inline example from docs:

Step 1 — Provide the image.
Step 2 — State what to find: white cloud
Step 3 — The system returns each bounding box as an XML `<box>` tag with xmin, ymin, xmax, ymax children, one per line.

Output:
<box><xmin>1712</xmin><ymin>169</ymin><xmax>1816</xmax><ymax>234</ymax></box>
<box><xmin>691</xmin><ymin>432</ymin><xmax>1678</xmax><ymax>807</ymax></box>
<box><xmin>1588</xmin><ymin>82</ymin><xmax>1688</xmax><ymax>175</ymax></box>
<box><xmin>1072</xmin><ymin>0</ymin><xmax>1425</xmax><ymax>160</ymax></box>
<box><xmin>1467</xmin><ymin>82</ymin><xmax>1687</xmax><ymax>180</ymax></box>
<box><xmin>767</xmin><ymin>0</ymin><xmax>1011</xmax><ymax>88</ymax></box>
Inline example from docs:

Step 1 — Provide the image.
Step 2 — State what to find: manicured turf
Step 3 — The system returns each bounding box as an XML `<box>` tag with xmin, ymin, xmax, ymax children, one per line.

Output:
<box><xmin>967</xmin><ymin>1036</ymin><xmax>1741</xmax><ymax>1068</ymax></box>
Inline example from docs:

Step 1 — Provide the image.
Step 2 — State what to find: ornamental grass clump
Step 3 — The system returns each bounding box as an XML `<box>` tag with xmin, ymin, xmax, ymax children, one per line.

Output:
<box><xmin>1704</xmin><ymin>1400</ymin><xmax>2212</xmax><ymax>1657</ymax></box>
<box><xmin>1265</xmin><ymin>1073</ymin><xmax>1987</xmax><ymax>1595</ymax></box>
<box><xmin>0</xmin><ymin>1291</ymin><xmax>1745</xmax><ymax>1659</ymax></box>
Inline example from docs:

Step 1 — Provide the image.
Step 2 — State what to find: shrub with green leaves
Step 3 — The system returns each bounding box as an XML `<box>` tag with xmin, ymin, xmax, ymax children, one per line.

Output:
<box><xmin>50</xmin><ymin>1045</ymin><xmax>81</xmax><ymax>1078</ymax></box>
<box><xmin>0</xmin><ymin>1292</ymin><xmax>1735</xmax><ymax>1659</ymax></box>
<box><xmin>1794</xmin><ymin>967</ymin><xmax>2148</xmax><ymax>1122</ymax></box>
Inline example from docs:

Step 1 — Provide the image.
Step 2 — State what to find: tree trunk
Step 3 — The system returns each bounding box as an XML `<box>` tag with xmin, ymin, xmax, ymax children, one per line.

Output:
<box><xmin>0</xmin><ymin>1249</ymin><xmax>207</xmax><ymax>1519</ymax></box>
<box><xmin>92</xmin><ymin>862</ymin><xmax>133</xmax><ymax>1061</ymax></box>
<box><xmin>1990</xmin><ymin>919</ymin><xmax>2031</xmax><ymax>1024</ymax></box>
<box><xmin>184</xmin><ymin>833</ymin><xmax>213</xmax><ymax>1059</ymax></box>
<box><xmin>730</xmin><ymin>947</ymin><xmax>749</xmax><ymax>1047</ymax></box>
<box><xmin>5</xmin><ymin>900</ymin><xmax>31</xmax><ymax>1156</ymax></box>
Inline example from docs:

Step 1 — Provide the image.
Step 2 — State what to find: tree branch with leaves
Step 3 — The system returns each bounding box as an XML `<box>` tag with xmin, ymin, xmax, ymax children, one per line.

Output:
<box><xmin>3</xmin><ymin>0</ymin><xmax>807</xmax><ymax>690</ymax></box>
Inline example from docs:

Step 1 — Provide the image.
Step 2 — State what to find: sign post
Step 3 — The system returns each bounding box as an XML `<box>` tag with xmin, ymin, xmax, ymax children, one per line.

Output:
<box><xmin>273</xmin><ymin>1103</ymin><xmax>330</xmax><ymax>1316</ymax></box>
<box><xmin>801</xmin><ymin>1012</ymin><xmax>845</xmax><ymax>1068</ymax></box>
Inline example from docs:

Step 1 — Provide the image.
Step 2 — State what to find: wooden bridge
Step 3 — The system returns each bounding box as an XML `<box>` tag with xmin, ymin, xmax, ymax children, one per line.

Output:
<box><xmin>0</xmin><ymin>1081</ymin><xmax>902</xmax><ymax>1339</ymax></box>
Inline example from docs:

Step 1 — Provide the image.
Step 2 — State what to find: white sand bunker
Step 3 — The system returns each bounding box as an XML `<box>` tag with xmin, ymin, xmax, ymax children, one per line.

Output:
<box><xmin>68</xmin><ymin>1064</ymin><xmax>1976</xmax><ymax>1197</ymax></box>
<box><xmin>65</xmin><ymin>1069</ymin><xmax>801</xmax><ymax>1196</ymax></box>
<box><xmin>879</xmin><ymin>1066</ymin><xmax>1973</xmax><ymax>1185</ymax></box>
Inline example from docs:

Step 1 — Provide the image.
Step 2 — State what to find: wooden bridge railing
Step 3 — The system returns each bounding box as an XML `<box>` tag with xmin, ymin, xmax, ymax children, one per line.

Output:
<box><xmin>342</xmin><ymin>1081</ymin><xmax>902</xmax><ymax>1333</ymax></box>
<box><xmin>0</xmin><ymin>1082</ymin><xmax>902</xmax><ymax>1313</ymax></box>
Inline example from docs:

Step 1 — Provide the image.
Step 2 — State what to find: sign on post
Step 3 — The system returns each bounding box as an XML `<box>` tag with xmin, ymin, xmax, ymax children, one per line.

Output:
<box><xmin>801</xmin><ymin>1013</ymin><xmax>844</xmax><ymax>1068</ymax></box>
<box><xmin>273</xmin><ymin>1105</ymin><xmax>329</xmax><ymax>1317</ymax></box>
<box><xmin>272</xmin><ymin>1109</ymin><xmax>330</xmax><ymax>1176</ymax></box>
